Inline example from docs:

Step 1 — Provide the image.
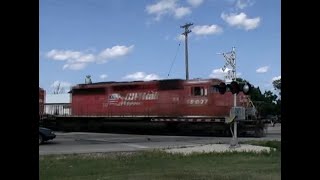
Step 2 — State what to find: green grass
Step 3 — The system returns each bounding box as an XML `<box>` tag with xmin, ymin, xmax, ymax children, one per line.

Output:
<box><xmin>241</xmin><ymin>140</ymin><xmax>281</xmax><ymax>152</ymax></box>
<box><xmin>40</xmin><ymin>141</ymin><xmax>281</xmax><ymax>180</ymax></box>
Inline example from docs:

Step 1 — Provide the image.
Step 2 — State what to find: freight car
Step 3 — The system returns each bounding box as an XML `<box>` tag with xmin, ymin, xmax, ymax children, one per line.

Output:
<box><xmin>39</xmin><ymin>87</ymin><xmax>45</xmax><ymax>116</ymax></box>
<box><xmin>41</xmin><ymin>78</ymin><xmax>265</xmax><ymax>136</ymax></box>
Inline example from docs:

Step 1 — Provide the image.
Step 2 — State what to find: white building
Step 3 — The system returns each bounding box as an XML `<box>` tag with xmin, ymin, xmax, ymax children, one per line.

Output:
<box><xmin>44</xmin><ymin>94</ymin><xmax>71</xmax><ymax>115</ymax></box>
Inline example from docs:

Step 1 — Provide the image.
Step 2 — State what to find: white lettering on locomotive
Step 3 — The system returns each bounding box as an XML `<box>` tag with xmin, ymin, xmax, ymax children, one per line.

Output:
<box><xmin>187</xmin><ymin>98</ymin><xmax>208</xmax><ymax>105</ymax></box>
<box><xmin>107</xmin><ymin>91</ymin><xmax>159</xmax><ymax>106</ymax></box>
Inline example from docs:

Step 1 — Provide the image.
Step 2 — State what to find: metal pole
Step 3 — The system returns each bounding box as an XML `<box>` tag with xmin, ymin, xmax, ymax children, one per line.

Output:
<box><xmin>230</xmin><ymin>47</ymin><xmax>239</xmax><ymax>148</ymax></box>
<box><xmin>180</xmin><ymin>23</ymin><xmax>193</xmax><ymax>80</ymax></box>
<box><xmin>185</xmin><ymin>33</ymin><xmax>189</xmax><ymax>80</ymax></box>
<box><xmin>232</xmin><ymin>88</ymin><xmax>238</xmax><ymax>146</ymax></box>
<box><xmin>218</xmin><ymin>47</ymin><xmax>239</xmax><ymax>148</ymax></box>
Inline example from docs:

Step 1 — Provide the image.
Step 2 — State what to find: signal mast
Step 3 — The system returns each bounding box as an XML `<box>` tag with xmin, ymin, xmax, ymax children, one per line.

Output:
<box><xmin>218</xmin><ymin>47</ymin><xmax>240</xmax><ymax>148</ymax></box>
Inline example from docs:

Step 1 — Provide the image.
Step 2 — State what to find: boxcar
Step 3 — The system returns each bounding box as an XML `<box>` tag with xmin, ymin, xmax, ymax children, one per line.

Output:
<box><xmin>39</xmin><ymin>87</ymin><xmax>45</xmax><ymax>115</ymax></box>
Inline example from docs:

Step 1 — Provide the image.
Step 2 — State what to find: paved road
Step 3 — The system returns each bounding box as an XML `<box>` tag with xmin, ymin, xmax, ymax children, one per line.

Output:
<box><xmin>39</xmin><ymin>124</ymin><xmax>281</xmax><ymax>155</ymax></box>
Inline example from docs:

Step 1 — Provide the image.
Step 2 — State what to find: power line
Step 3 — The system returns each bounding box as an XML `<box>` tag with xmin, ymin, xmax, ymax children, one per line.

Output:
<box><xmin>167</xmin><ymin>42</ymin><xmax>181</xmax><ymax>77</ymax></box>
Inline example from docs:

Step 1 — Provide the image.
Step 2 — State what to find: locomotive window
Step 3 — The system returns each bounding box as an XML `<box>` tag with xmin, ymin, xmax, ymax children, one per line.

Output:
<box><xmin>192</xmin><ymin>87</ymin><xmax>207</xmax><ymax>96</ymax></box>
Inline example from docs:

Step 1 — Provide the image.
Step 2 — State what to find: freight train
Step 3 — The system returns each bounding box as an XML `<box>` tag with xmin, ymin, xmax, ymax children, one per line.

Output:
<box><xmin>39</xmin><ymin>87</ymin><xmax>45</xmax><ymax>116</ymax></box>
<box><xmin>40</xmin><ymin>78</ymin><xmax>265</xmax><ymax>137</ymax></box>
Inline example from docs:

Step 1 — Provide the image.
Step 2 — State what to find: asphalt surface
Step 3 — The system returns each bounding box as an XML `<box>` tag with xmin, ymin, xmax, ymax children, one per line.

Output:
<box><xmin>39</xmin><ymin>124</ymin><xmax>281</xmax><ymax>155</ymax></box>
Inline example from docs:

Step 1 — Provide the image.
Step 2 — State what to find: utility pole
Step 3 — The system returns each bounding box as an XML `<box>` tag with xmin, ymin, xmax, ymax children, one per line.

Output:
<box><xmin>180</xmin><ymin>23</ymin><xmax>193</xmax><ymax>80</ymax></box>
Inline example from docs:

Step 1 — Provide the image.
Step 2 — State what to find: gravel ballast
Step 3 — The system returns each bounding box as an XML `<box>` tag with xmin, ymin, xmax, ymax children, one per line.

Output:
<box><xmin>164</xmin><ymin>144</ymin><xmax>273</xmax><ymax>155</ymax></box>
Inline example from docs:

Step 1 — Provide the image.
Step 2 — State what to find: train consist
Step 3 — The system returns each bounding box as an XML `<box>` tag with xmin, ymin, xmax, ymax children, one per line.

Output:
<box><xmin>71</xmin><ymin>78</ymin><xmax>249</xmax><ymax>119</ymax></box>
<box><xmin>39</xmin><ymin>87</ymin><xmax>45</xmax><ymax>116</ymax></box>
<box><xmin>40</xmin><ymin>78</ymin><xmax>265</xmax><ymax>136</ymax></box>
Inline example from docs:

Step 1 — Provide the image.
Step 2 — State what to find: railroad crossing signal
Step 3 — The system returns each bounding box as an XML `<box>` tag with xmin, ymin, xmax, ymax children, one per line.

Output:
<box><xmin>240</xmin><ymin>82</ymin><xmax>251</xmax><ymax>95</ymax></box>
<box><xmin>217</xmin><ymin>47</ymin><xmax>241</xmax><ymax>148</ymax></box>
<box><xmin>214</xmin><ymin>81</ymin><xmax>252</xmax><ymax>95</ymax></box>
<box><xmin>229</xmin><ymin>81</ymin><xmax>240</xmax><ymax>94</ymax></box>
<box><xmin>216</xmin><ymin>82</ymin><xmax>227</xmax><ymax>94</ymax></box>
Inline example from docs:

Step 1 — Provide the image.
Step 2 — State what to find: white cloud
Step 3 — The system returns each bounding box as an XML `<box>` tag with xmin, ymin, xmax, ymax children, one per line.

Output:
<box><xmin>46</xmin><ymin>45</ymin><xmax>134</xmax><ymax>70</ymax></box>
<box><xmin>63</xmin><ymin>63</ymin><xmax>87</xmax><ymax>70</ymax></box>
<box><xmin>146</xmin><ymin>0</ymin><xmax>177</xmax><ymax>20</ymax></box>
<box><xmin>209</xmin><ymin>68</ymin><xmax>241</xmax><ymax>79</ymax></box>
<box><xmin>235</xmin><ymin>0</ymin><xmax>254</xmax><ymax>9</ymax></box>
<box><xmin>76</xmin><ymin>54</ymin><xmax>95</xmax><ymax>63</ymax></box>
<box><xmin>46</xmin><ymin>49</ymin><xmax>93</xmax><ymax>70</ymax></box>
<box><xmin>146</xmin><ymin>0</ymin><xmax>176</xmax><ymax>14</ymax></box>
<box><xmin>174</xmin><ymin>7</ymin><xmax>191</xmax><ymax>19</ymax></box>
<box><xmin>98</xmin><ymin>45</ymin><xmax>134</xmax><ymax>63</ymax></box>
<box><xmin>187</xmin><ymin>0</ymin><xmax>204</xmax><ymax>7</ymax></box>
<box><xmin>221</xmin><ymin>12</ymin><xmax>261</xmax><ymax>30</ymax></box>
<box><xmin>209</xmin><ymin>68</ymin><xmax>232</xmax><ymax>78</ymax></box>
<box><xmin>256</xmin><ymin>66</ymin><xmax>269</xmax><ymax>73</ymax></box>
<box><xmin>272</xmin><ymin>75</ymin><xmax>281</xmax><ymax>81</ymax></box>
<box><xmin>123</xmin><ymin>72</ymin><xmax>161</xmax><ymax>81</ymax></box>
<box><xmin>192</xmin><ymin>25</ymin><xmax>223</xmax><ymax>36</ymax></box>
<box><xmin>146</xmin><ymin>0</ymin><xmax>192</xmax><ymax>21</ymax></box>
<box><xmin>47</xmin><ymin>50</ymin><xmax>82</xmax><ymax>61</ymax></box>
<box><xmin>100</xmin><ymin>74</ymin><xmax>108</xmax><ymax>79</ymax></box>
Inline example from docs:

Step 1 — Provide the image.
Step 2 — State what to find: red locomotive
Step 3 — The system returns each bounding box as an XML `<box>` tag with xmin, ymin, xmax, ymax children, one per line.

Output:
<box><xmin>40</xmin><ymin>78</ymin><xmax>264</xmax><ymax>136</ymax></box>
<box><xmin>70</xmin><ymin>78</ymin><xmax>251</xmax><ymax>122</ymax></box>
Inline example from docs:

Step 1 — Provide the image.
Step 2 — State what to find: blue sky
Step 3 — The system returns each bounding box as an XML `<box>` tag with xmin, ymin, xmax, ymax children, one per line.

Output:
<box><xmin>40</xmin><ymin>0</ymin><xmax>280</xmax><ymax>94</ymax></box>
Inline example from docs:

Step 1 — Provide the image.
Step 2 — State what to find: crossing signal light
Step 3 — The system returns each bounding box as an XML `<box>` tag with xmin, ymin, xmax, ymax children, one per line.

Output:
<box><xmin>214</xmin><ymin>82</ymin><xmax>227</xmax><ymax>94</ymax></box>
<box><xmin>215</xmin><ymin>81</ymin><xmax>252</xmax><ymax>95</ymax></box>
<box><xmin>227</xmin><ymin>81</ymin><xmax>240</xmax><ymax>94</ymax></box>
<box><xmin>241</xmin><ymin>82</ymin><xmax>251</xmax><ymax>95</ymax></box>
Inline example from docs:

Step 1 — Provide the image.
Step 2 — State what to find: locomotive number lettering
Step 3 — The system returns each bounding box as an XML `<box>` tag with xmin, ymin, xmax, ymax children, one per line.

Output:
<box><xmin>187</xmin><ymin>99</ymin><xmax>208</xmax><ymax>105</ymax></box>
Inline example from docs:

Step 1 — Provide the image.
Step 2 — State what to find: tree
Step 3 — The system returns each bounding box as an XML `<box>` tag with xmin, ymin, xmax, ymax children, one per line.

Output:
<box><xmin>250</xmin><ymin>86</ymin><xmax>264</xmax><ymax>102</ymax></box>
<box><xmin>235</xmin><ymin>78</ymin><xmax>280</xmax><ymax>117</ymax></box>
<box><xmin>263</xmin><ymin>90</ymin><xmax>278</xmax><ymax>103</ymax></box>
<box><xmin>53</xmin><ymin>82</ymin><xmax>66</xmax><ymax>94</ymax></box>
<box><xmin>272</xmin><ymin>78</ymin><xmax>281</xmax><ymax>96</ymax></box>
<box><xmin>236</xmin><ymin>78</ymin><xmax>248</xmax><ymax>83</ymax></box>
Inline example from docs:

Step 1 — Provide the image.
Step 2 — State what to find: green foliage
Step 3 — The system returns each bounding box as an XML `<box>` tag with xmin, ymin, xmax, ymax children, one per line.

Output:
<box><xmin>272</xmin><ymin>79</ymin><xmax>281</xmax><ymax>91</ymax></box>
<box><xmin>272</xmin><ymin>78</ymin><xmax>281</xmax><ymax>96</ymax></box>
<box><xmin>236</xmin><ymin>78</ymin><xmax>248</xmax><ymax>83</ymax></box>
<box><xmin>239</xmin><ymin>79</ymin><xmax>281</xmax><ymax>117</ymax></box>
